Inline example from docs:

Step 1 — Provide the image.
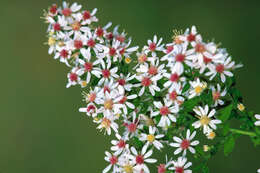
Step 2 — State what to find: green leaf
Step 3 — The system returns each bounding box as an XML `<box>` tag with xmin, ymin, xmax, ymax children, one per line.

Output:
<box><xmin>224</xmin><ymin>135</ymin><xmax>235</xmax><ymax>156</ymax></box>
<box><xmin>218</xmin><ymin>104</ymin><xmax>233</xmax><ymax>122</ymax></box>
<box><xmin>222</xmin><ymin>123</ymin><xmax>230</xmax><ymax>136</ymax></box>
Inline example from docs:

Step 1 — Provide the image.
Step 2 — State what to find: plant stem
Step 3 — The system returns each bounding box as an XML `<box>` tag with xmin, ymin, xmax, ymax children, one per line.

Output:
<box><xmin>230</xmin><ymin>128</ymin><xmax>257</xmax><ymax>137</ymax></box>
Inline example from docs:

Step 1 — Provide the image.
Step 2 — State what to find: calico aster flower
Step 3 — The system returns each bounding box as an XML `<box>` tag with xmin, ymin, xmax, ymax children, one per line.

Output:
<box><xmin>61</xmin><ymin>2</ymin><xmax>82</xmax><ymax>17</ymax></box>
<box><xmin>123</xmin><ymin>112</ymin><xmax>142</xmax><ymax>139</ymax></box>
<box><xmin>76</xmin><ymin>48</ymin><xmax>102</xmax><ymax>83</ymax></box>
<box><xmin>66</xmin><ymin>67</ymin><xmax>80</xmax><ymax>88</ymax></box>
<box><xmin>116</xmin><ymin>73</ymin><xmax>136</xmax><ymax>92</ymax></box>
<box><xmin>205</xmin><ymin>56</ymin><xmax>235</xmax><ymax>83</ymax></box>
<box><xmin>79</xmin><ymin>103</ymin><xmax>98</xmax><ymax>117</ymax></box>
<box><xmin>135</xmin><ymin>74</ymin><xmax>161</xmax><ymax>96</ymax></box>
<box><xmin>188</xmin><ymin>78</ymin><xmax>206</xmax><ymax>99</ymax></box>
<box><xmin>152</xmin><ymin>99</ymin><xmax>179</xmax><ymax>128</ymax></box>
<box><xmin>136</xmin><ymin>59</ymin><xmax>166</xmax><ymax>77</ymax></box>
<box><xmin>47</xmin><ymin>15</ymin><xmax>68</xmax><ymax>32</ymax></box>
<box><xmin>166</xmin><ymin>83</ymin><xmax>185</xmax><ymax>106</ymax></box>
<box><xmin>211</xmin><ymin>84</ymin><xmax>227</xmax><ymax>106</ymax></box>
<box><xmin>140</xmin><ymin>126</ymin><xmax>164</xmax><ymax>150</ymax></box>
<box><xmin>54</xmin><ymin>46</ymin><xmax>71</xmax><ymax>66</ymax></box>
<box><xmin>157</xmin><ymin>155</ymin><xmax>173</xmax><ymax>173</ymax></box>
<box><xmin>170</xmin><ymin>129</ymin><xmax>199</xmax><ymax>156</ymax></box>
<box><xmin>130</xmin><ymin>145</ymin><xmax>157</xmax><ymax>173</ymax></box>
<box><xmin>163</xmin><ymin>68</ymin><xmax>185</xmax><ymax>91</ymax></box>
<box><xmin>96</xmin><ymin>115</ymin><xmax>118</xmax><ymax>135</ymax></box>
<box><xmin>185</xmin><ymin>25</ymin><xmax>200</xmax><ymax>44</ymax></box>
<box><xmin>255</xmin><ymin>114</ymin><xmax>260</xmax><ymax>126</ymax></box>
<box><xmin>117</xmin><ymin>89</ymin><xmax>137</xmax><ymax>114</ymax></box>
<box><xmin>103</xmin><ymin>151</ymin><xmax>120</xmax><ymax>173</ymax></box>
<box><xmin>169</xmin><ymin>157</ymin><xmax>192</xmax><ymax>173</ymax></box>
<box><xmin>143</xmin><ymin>35</ymin><xmax>164</xmax><ymax>57</ymax></box>
<box><xmin>192</xmin><ymin>105</ymin><xmax>222</xmax><ymax>134</ymax></box>
<box><xmin>97</xmin><ymin>59</ymin><xmax>119</xmax><ymax>86</ymax></box>
<box><xmin>111</xmin><ymin>134</ymin><xmax>129</xmax><ymax>155</ymax></box>
<box><xmin>81</xmin><ymin>8</ymin><xmax>98</xmax><ymax>25</ymax></box>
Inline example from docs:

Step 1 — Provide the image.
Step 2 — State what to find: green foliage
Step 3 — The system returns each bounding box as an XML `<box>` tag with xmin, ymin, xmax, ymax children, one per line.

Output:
<box><xmin>218</xmin><ymin>104</ymin><xmax>233</xmax><ymax>122</ymax></box>
<box><xmin>224</xmin><ymin>135</ymin><xmax>235</xmax><ymax>156</ymax></box>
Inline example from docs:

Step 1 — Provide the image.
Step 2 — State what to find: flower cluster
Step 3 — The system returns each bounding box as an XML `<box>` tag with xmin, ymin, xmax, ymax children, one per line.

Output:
<box><xmin>43</xmin><ymin>2</ymin><xmax>260</xmax><ymax>173</ymax></box>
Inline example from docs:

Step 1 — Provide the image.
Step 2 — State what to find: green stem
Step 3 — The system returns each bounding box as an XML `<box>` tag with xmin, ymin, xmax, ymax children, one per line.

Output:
<box><xmin>230</xmin><ymin>128</ymin><xmax>257</xmax><ymax>137</ymax></box>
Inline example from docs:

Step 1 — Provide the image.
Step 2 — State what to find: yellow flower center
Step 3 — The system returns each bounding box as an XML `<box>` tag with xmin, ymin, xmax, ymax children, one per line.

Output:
<box><xmin>58</xmin><ymin>41</ymin><xmax>65</xmax><ymax>47</ymax></box>
<box><xmin>101</xmin><ymin>118</ymin><xmax>111</xmax><ymax>129</ymax></box>
<box><xmin>147</xmin><ymin>134</ymin><xmax>155</xmax><ymax>142</ymax></box>
<box><xmin>48</xmin><ymin>37</ymin><xmax>56</xmax><ymax>46</ymax></box>
<box><xmin>104</xmin><ymin>99</ymin><xmax>113</xmax><ymax>110</ymax></box>
<box><xmin>123</xmin><ymin>165</ymin><xmax>133</xmax><ymax>173</ymax></box>
<box><xmin>71</xmin><ymin>21</ymin><xmax>81</xmax><ymax>31</ymax></box>
<box><xmin>125</xmin><ymin>57</ymin><xmax>132</xmax><ymax>64</ymax></box>
<box><xmin>200</xmin><ymin>115</ymin><xmax>211</xmax><ymax>125</ymax></box>
<box><xmin>207</xmin><ymin>131</ymin><xmax>216</xmax><ymax>139</ymax></box>
<box><xmin>81</xmin><ymin>81</ymin><xmax>87</xmax><ymax>87</ymax></box>
<box><xmin>195</xmin><ymin>86</ymin><xmax>203</xmax><ymax>94</ymax></box>
<box><xmin>237</xmin><ymin>103</ymin><xmax>245</xmax><ymax>111</ymax></box>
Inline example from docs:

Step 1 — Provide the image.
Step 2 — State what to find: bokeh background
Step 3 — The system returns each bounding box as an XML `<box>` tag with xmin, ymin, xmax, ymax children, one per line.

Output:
<box><xmin>1</xmin><ymin>0</ymin><xmax>260</xmax><ymax>172</ymax></box>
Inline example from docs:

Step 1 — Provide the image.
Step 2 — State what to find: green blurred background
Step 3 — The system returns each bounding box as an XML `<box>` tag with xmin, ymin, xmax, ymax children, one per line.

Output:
<box><xmin>1</xmin><ymin>0</ymin><xmax>260</xmax><ymax>172</ymax></box>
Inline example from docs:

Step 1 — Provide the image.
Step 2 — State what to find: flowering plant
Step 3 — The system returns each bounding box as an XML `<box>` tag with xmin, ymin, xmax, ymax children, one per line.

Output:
<box><xmin>42</xmin><ymin>2</ymin><xmax>260</xmax><ymax>173</ymax></box>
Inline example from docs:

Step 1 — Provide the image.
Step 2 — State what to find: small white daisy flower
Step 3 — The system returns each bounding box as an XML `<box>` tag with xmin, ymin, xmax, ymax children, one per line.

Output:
<box><xmin>140</xmin><ymin>126</ymin><xmax>164</xmax><ymax>150</ymax></box>
<box><xmin>143</xmin><ymin>35</ymin><xmax>164</xmax><ymax>57</ymax></box>
<box><xmin>188</xmin><ymin>78</ymin><xmax>206</xmax><ymax>99</ymax></box>
<box><xmin>103</xmin><ymin>151</ymin><xmax>120</xmax><ymax>173</ymax></box>
<box><xmin>170</xmin><ymin>129</ymin><xmax>199</xmax><ymax>156</ymax></box>
<box><xmin>169</xmin><ymin>157</ymin><xmax>192</xmax><ymax>173</ymax></box>
<box><xmin>254</xmin><ymin>114</ymin><xmax>260</xmax><ymax>126</ymax></box>
<box><xmin>192</xmin><ymin>105</ymin><xmax>222</xmax><ymax>134</ymax></box>
<box><xmin>96</xmin><ymin>115</ymin><xmax>118</xmax><ymax>135</ymax></box>
<box><xmin>111</xmin><ymin>133</ymin><xmax>129</xmax><ymax>155</ymax></box>
<box><xmin>211</xmin><ymin>84</ymin><xmax>227</xmax><ymax>106</ymax></box>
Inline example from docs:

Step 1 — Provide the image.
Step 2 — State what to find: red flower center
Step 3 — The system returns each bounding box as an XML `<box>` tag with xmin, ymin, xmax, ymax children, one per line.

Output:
<box><xmin>96</xmin><ymin>27</ymin><xmax>104</xmax><ymax>37</ymax></box>
<box><xmin>117</xmin><ymin>139</ymin><xmax>126</xmax><ymax>148</ymax></box>
<box><xmin>116</xmin><ymin>35</ymin><xmax>125</xmax><ymax>43</ymax></box>
<box><xmin>109</xmin><ymin>48</ymin><xmax>116</xmax><ymax>56</ymax></box>
<box><xmin>160</xmin><ymin>106</ymin><xmax>170</xmax><ymax>116</ymax></box>
<box><xmin>203</xmin><ymin>55</ymin><xmax>212</xmax><ymax>64</ymax></box>
<box><xmin>127</xmin><ymin>123</ymin><xmax>137</xmax><ymax>133</ymax></box>
<box><xmin>74</xmin><ymin>40</ymin><xmax>83</xmax><ymax>49</ymax></box>
<box><xmin>175</xmin><ymin>167</ymin><xmax>184</xmax><ymax>173</ymax></box>
<box><xmin>102</xmin><ymin>69</ymin><xmax>110</xmax><ymax>78</ymax></box>
<box><xmin>109</xmin><ymin>156</ymin><xmax>118</xmax><ymax>165</ymax></box>
<box><xmin>119</xmin><ymin>48</ymin><xmax>125</xmax><ymax>55</ymax></box>
<box><xmin>175</xmin><ymin>54</ymin><xmax>185</xmax><ymax>62</ymax></box>
<box><xmin>69</xmin><ymin>73</ymin><xmax>77</xmax><ymax>81</ymax></box>
<box><xmin>87</xmin><ymin>39</ymin><xmax>96</xmax><ymax>47</ymax></box>
<box><xmin>62</xmin><ymin>8</ymin><xmax>72</xmax><ymax>17</ymax></box>
<box><xmin>83</xmin><ymin>11</ymin><xmax>91</xmax><ymax>20</ymax></box>
<box><xmin>216</xmin><ymin>64</ymin><xmax>224</xmax><ymax>73</ymax></box>
<box><xmin>88</xmin><ymin>93</ymin><xmax>96</xmax><ymax>102</ymax></box>
<box><xmin>157</xmin><ymin>164</ymin><xmax>166</xmax><ymax>173</ymax></box>
<box><xmin>149</xmin><ymin>42</ymin><xmax>156</xmax><ymax>51</ymax></box>
<box><xmin>169</xmin><ymin>91</ymin><xmax>177</xmax><ymax>101</ymax></box>
<box><xmin>118</xmin><ymin>79</ymin><xmax>126</xmax><ymax>86</ymax></box>
<box><xmin>195</xmin><ymin>43</ymin><xmax>206</xmax><ymax>53</ymax></box>
<box><xmin>180</xmin><ymin>139</ymin><xmax>190</xmax><ymax>149</ymax></box>
<box><xmin>50</xmin><ymin>4</ymin><xmax>57</xmax><ymax>14</ymax></box>
<box><xmin>136</xmin><ymin>155</ymin><xmax>144</xmax><ymax>165</ymax></box>
<box><xmin>166</xmin><ymin>45</ymin><xmax>174</xmax><ymax>54</ymax></box>
<box><xmin>170</xmin><ymin>73</ymin><xmax>179</xmax><ymax>82</ymax></box>
<box><xmin>103</xmin><ymin>86</ymin><xmax>110</xmax><ymax>93</ymax></box>
<box><xmin>53</xmin><ymin>23</ymin><xmax>61</xmax><ymax>31</ymax></box>
<box><xmin>60</xmin><ymin>49</ymin><xmax>68</xmax><ymax>58</ymax></box>
<box><xmin>84</xmin><ymin>62</ymin><xmax>93</xmax><ymax>72</ymax></box>
<box><xmin>106</xmin><ymin>32</ymin><xmax>113</xmax><ymax>40</ymax></box>
<box><xmin>119</xmin><ymin>96</ymin><xmax>127</xmax><ymax>104</ymax></box>
<box><xmin>213</xmin><ymin>91</ymin><xmax>220</xmax><ymax>101</ymax></box>
<box><xmin>141</xmin><ymin>77</ymin><xmax>152</xmax><ymax>87</ymax></box>
<box><xmin>87</xmin><ymin>105</ymin><xmax>95</xmax><ymax>112</ymax></box>
<box><xmin>148</xmin><ymin>66</ymin><xmax>158</xmax><ymax>75</ymax></box>
<box><xmin>187</xmin><ymin>34</ymin><xmax>195</xmax><ymax>42</ymax></box>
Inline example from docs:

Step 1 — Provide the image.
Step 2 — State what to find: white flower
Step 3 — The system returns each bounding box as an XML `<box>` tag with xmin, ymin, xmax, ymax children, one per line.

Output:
<box><xmin>257</xmin><ymin>168</ymin><xmax>260</xmax><ymax>173</ymax></box>
<box><xmin>81</xmin><ymin>8</ymin><xmax>98</xmax><ymax>25</ymax></box>
<box><xmin>103</xmin><ymin>151</ymin><xmax>119</xmax><ymax>173</ymax></box>
<box><xmin>140</xmin><ymin>126</ymin><xmax>164</xmax><ymax>150</ymax></box>
<box><xmin>163</xmin><ymin>68</ymin><xmax>185</xmax><ymax>91</ymax></box>
<box><xmin>66</xmin><ymin>67</ymin><xmax>80</xmax><ymax>88</ymax></box>
<box><xmin>211</xmin><ymin>84</ymin><xmax>227</xmax><ymax>106</ymax></box>
<box><xmin>255</xmin><ymin>114</ymin><xmax>260</xmax><ymax>126</ymax></box>
<box><xmin>136</xmin><ymin>59</ymin><xmax>166</xmax><ymax>77</ymax></box>
<box><xmin>188</xmin><ymin>78</ymin><xmax>206</xmax><ymax>99</ymax></box>
<box><xmin>79</xmin><ymin>103</ymin><xmax>98</xmax><ymax>117</ymax></box>
<box><xmin>117</xmin><ymin>88</ymin><xmax>137</xmax><ymax>114</ymax></box>
<box><xmin>162</xmin><ymin>44</ymin><xmax>193</xmax><ymax>74</ymax></box>
<box><xmin>205</xmin><ymin>56</ymin><xmax>235</xmax><ymax>83</ymax></box>
<box><xmin>143</xmin><ymin>35</ymin><xmax>164</xmax><ymax>57</ymax></box>
<box><xmin>157</xmin><ymin>155</ymin><xmax>173</xmax><ymax>173</ymax></box>
<box><xmin>130</xmin><ymin>145</ymin><xmax>157</xmax><ymax>173</ymax></box>
<box><xmin>97</xmin><ymin>59</ymin><xmax>119</xmax><ymax>86</ymax></box>
<box><xmin>96</xmin><ymin>115</ymin><xmax>118</xmax><ymax>135</ymax></box>
<box><xmin>170</xmin><ymin>129</ymin><xmax>199</xmax><ymax>156</ymax></box>
<box><xmin>54</xmin><ymin>46</ymin><xmax>71</xmax><ymax>66</ymax></box>
<box><xmin>67</xmin><ymin>32</ymin><xmax>87</xmax><ymax>50</ymax></box>
<box><xmin>166</xmin><ymin>83</ymin><xmax>185</xmax><ymax>106</ymax></box>
<box><xmin>123</xmin><ymin>112</ymin><xmax>142</xmax><ymax>138</ymax></box>
<box><xmin>62</xmin><ymin>2</ymin><xmax>82</xmax><ymax>15</ymax></box>
<box><xmin>152</xmin><ymin>99</ymin><xmax>178</xmax><ymax>128</ymax></box>
<box><xmin>169</xmin><ymin>157</ymin><xmax>192</xmax><ymax>173</ymax></box>
<box><xmin>116</xmin><ymin>73</ymin><xmax>136</xmax><ymax>91</ymax></box>
<box><xmin>111</xmin><ymin>134</ymin><xmax>129</xmax><ymax>155</ymax></box>
<box><xmin>192</xmin><ymin>105</ymin><xmax>222</xmax><ymax>134</ymax></box>
<box><xmin>135</xmin><ymin>74</ymin><xmax>161</xmax><ymax>96</ymax></box>
<box><xmin>76</xmin><ymin>48</ymin><xmax>102</xmax><ymax>83</ymax></box>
